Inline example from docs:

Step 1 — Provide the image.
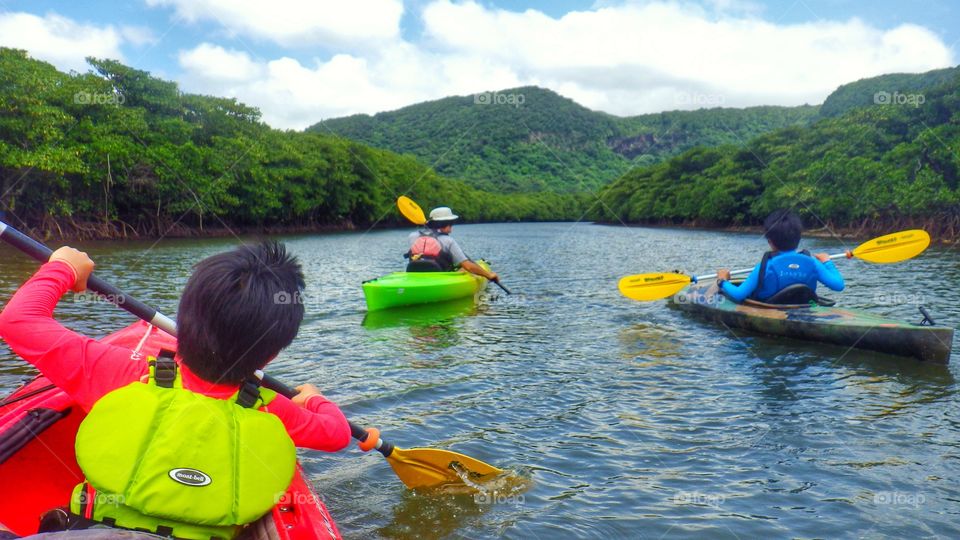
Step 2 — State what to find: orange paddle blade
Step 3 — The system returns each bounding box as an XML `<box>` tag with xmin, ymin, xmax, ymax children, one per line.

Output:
<box><xmin>386</xmin><ymin>446</ymin><xmax>503</xmax><ymax>489</ymax></box>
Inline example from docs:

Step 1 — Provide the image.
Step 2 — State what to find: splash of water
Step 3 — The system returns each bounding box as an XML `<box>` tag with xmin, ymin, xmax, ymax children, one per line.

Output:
<box><xmin>434</xmin><ymin>461</ymin><xmax>533</xmax><ymax>498</ymax></box>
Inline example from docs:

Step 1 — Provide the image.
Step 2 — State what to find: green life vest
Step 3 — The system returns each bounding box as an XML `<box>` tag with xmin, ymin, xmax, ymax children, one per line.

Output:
<box><xmin>70</xmin><ymin>352</ymin><xmax>297</xmax><ymax>539</ymax></box>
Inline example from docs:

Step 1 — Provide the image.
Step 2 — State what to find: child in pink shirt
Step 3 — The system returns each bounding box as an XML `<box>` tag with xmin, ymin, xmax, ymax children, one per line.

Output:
<box><xmin>0</xmin><ymin>241</ymin><xmax>350</xmax><ymax>451</ymax></box>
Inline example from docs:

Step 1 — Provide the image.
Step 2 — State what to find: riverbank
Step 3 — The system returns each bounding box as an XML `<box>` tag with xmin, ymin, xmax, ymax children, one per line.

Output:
<box><xmin>596</xmin><ymin>216</ymin><xmax>959</xmax><ymax>243</ymax></box>
<box><xmin>4</xmin><ymin>216</ymin><xmax>369</xmax><ymax>242</ymax></box>
<box><xmin>10</xmin><ymin>214</ymin><xmax>957</xmax><ymax>243</ymax></box>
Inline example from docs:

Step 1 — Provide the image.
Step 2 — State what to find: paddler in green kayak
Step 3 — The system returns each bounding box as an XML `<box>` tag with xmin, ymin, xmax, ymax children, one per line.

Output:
<box><xmin>407</xmin><ymin>206</ymin><xmax>499</xmax><ymax>281</ymax></box>
<box><xmin>716</xmin><ymin>209</ymin><xmax>845</xmax><ymax>304</ymax></box>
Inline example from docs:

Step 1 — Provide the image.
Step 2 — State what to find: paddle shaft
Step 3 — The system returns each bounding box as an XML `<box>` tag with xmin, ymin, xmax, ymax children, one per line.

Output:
<box><xmin>466</xmin><ymin>254</ymin><xmax>510</xmax><ymax>294</ymax></box>
<box><xmin>264</xmin><ymin>378</ymin><xmax>396</xmax><ymax>458</ymax></box>
<box><xmin>0</xmin><ymin>221</ymin><xmax>396</xmax><ymax>459</ymax></box>
<box><xmin>0</xmin><ymin>222</ymin><xmax>177</xmax><ymax>333</ymax></box>
<box><xmin>692</xmin><ymin>252</ymin><xmax>848</xmax><ymax>283</ymax></box>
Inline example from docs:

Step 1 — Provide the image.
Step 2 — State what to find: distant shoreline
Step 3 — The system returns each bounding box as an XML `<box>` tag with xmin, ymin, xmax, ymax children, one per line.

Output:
<box><xmin>10</xmin><ymin>217</ymin><xmax>954</xmax><ymax>243</ymax></box>
<box><xmin>594</xmin><ymin>220</ymin><xmax>957</xmax><ymax>243</ymax></box>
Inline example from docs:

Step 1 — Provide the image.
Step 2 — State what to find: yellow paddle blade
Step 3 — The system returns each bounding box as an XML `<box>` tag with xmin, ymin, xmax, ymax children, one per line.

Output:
<box><xmin>618</xmin><ymin>272</ymin><xmax>693</xmax><ymax>302</ymax></box>
<box><xmin>852</xmin><ymin>229</ymin><xmax>931</xmax><ymax>264</ymax></box>
<box><xmin>397</xmin><ymin>196</ymin><xmax>426</xmax><ymax>225</ymax></box>
<box><xmin>386</xmin><ymin>446</ymin><xmax>503</xmax><ymax>489</ymax></box>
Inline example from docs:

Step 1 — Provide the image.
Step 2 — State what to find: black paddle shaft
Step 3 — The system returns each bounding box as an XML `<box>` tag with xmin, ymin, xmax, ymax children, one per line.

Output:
<box><xmin>0</xmin><ymin>221</ymin><xmax>394</xmax><ymax>457</ymax></box>
<box><xmin>0</xmin><ymin>222</ymin><xmax>176</xmax><ymax>332</ymax></box>
<box><xmin>260</xmin><ymin>374</ymin><xmax>394</xmax><ymax>457</ymax></box>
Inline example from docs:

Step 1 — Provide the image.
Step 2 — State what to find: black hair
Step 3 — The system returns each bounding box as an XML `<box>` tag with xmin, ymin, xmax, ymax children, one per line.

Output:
<box><xmin>763</xmin><ymin>209</ymin><xmax>803</xmax><ymax>251</ymax></box>
<box><xmin>426</xmin><ymin>220</ymin><xmax>455</xmax><ymax>230</ymax></box>
<box><xmin>177</xmin><ymin>241</ymin><xmax>305</xmax><ymax>385</ymax></box>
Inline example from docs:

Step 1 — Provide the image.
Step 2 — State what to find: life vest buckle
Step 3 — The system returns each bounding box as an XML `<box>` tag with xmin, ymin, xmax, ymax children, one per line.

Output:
<box><xmin>153</xmin><ymin>350</ymin><xmax>177</xmax><ymax>389</ymax></box>
<box><xmin>236</xmin><ymin>376</ymin><xmax>262</xmax><ymax>409</ymax></box>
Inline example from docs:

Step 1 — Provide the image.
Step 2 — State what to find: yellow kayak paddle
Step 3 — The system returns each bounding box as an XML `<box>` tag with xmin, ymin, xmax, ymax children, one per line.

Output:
<box><xmin>261</xmin><ymin>377</ymin><xmax>504</xmax><ymax>489</ymax></box>
<box><xmin>397</xmin><ymin>195</ymin><xmax>427</xmax><ymax>225</ymax></box>
<box><xmin>618</xmin><ymin>229</ymin><xmax>931</xmax><ymax>302</ymax></box>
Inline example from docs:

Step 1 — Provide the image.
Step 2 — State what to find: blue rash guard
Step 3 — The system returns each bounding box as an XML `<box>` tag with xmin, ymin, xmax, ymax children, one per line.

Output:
<box><xmin>719</xmin><ymin>250</ymin><xmax>845</xmax><ymax>303</ymax></box>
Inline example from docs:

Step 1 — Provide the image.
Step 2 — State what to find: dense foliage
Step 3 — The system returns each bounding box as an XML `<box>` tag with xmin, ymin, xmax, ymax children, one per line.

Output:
<box><xmin>819</xmin><ymin>66</ymin><xmax>960</xmax><ymax>118</ymax></box>
<box><xmin>595</xmin><ymin>69</ymin><xmax>960</xmax><ymax>236</ymax></box>
<box><xmin>0</xmin><ymin>49</ymin><xmax>582</xmax><ymax>239</ymax></box>
<box><xmin>310</xmin><ymin>87</ymin><xmax>818</xmax><ymax>193</ymax></box>
<box><xmin>4</xmin><ymin>46</ymin><xmax>957</xmax><ymax>241</ymax></box>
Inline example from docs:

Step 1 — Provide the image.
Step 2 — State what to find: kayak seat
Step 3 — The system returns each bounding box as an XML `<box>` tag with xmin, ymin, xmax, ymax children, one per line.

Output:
<box><xmin>763</xmin><ymin>284</ymin><xmax>835</xmax><ymax>307</ymax></box>
<box><xmin>33</xmin><ymin>505</ymin><xmax>277</xmax><ymax>539</ymax></box>
<box><xmin>405</xmin><ymin>259</ymin><xmax>448</xmax><ymax>272</ymax></box>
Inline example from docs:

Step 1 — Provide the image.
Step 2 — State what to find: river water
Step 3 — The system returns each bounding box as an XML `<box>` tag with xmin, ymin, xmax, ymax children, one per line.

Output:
<box><xmin>1</xmin><ymin>222</ymin><xmax>958</xmax><ymax>539</ymax></box>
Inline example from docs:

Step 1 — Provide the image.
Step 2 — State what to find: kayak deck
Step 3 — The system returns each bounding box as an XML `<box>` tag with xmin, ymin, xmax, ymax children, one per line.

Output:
<box><xmin>671</xmin><ymin>282</ymin><xmax>953</xmax><ymax>363</ymax></box>
<box><xmin>363</xmin><ymin>261</ymin><xmax>490</xmax><ymax>311</ymax></box>
<box><xmin>0</xmin><ymin>321</ymin><xmax>341</xmax><ymax>539</ymax></box>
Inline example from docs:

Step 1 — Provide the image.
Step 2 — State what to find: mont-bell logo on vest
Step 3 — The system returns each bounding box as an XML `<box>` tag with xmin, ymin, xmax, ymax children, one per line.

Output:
<box><xmin>168</xmin><ymin>468</ymin><xmax>212</xmax><ymax>487</ymax></box>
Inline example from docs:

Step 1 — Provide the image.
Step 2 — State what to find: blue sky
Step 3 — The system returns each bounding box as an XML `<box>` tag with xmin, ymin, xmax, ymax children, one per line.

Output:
<box><xmin>0</xmin><ymin>0</ymin><xmax>956</xmax><ymax>128</ymax></box>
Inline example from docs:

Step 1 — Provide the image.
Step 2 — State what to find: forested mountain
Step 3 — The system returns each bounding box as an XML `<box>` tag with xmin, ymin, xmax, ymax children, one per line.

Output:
<box><xmin>309</xmin><ymin>87</ymin><xmax>818</xmax><ymax>193</ymax></box>
<box><xmin>0</xmin><ymin>49</ymin><xmax>582</xmax><ymax>239</ymax></box>
<box><xmin>3</xmin><ymin>45</ymin><xmax>956</xmax><ymax>241</ymax></box>
<box><xmin>819</xmin><ymin>66</ymin><xmax>960</xmax><ymax>118</ymax></box>
<box><xmin>594</xmin><ymin>66</ymin><xmax>960</xmax><ymax>236</ymax></box>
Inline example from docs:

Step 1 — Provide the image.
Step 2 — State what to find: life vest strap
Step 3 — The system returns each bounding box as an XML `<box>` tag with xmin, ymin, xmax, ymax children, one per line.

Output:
<box><xmin>149</xmin><ymin>349</ymin><xmax>262</xmax><ymax>408</ymax></box>
<box><xmin>80</xmin><ymin>482</ymin><xmax>96</xmax><ymax>519</ymax></box>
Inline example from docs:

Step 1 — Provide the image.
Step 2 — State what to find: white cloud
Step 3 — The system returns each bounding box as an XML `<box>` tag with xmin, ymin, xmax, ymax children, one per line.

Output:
<box><xmin>0</xmin><ymin>2</ymin><xmax>955</xmax><ymax>131</ymax></box>
<box><xmin>421</xmin><ymin>1</ymin><xmax>954</xmax><ymax>114</ymax></box>
<box><xmin>120</xmin><ymin>25</ymin><xmax>159</xmax><ymax>47</ymax></box>
<box><xmin>176</xmin><ymin>42</ymin><xmax>524</xmax><ymax>129</ymax></box>
<box><xmin>0</xmin><ymin>12</ymin><xmax>125</xmax><ymax>72</ymax></box>
<box><xmin>145</xmin><ymin>0</ymin><xmax>404</xmax><ymax>48</ymax></box>
<box><xmin>176</xmin><ymin>0</ymin><xmax>953</xmax><ymax>129</ymax></box>
<box><xmin>179</xmin><ymin>43</ymin><xmax>262</xmax><ymax>81</ymax></box>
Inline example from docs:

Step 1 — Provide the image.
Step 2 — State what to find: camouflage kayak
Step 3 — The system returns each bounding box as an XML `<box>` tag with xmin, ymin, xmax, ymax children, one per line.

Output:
<box><xmin>671</xmin><ymin>282</ymin><xmax>953</xmax><ymax>363</ymax></box>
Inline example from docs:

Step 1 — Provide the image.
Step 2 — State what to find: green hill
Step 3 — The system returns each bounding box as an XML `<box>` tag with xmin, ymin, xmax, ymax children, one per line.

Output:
<box><xmin>308</xmin><ymin>87</ymin><xmax>818</xmax><ymax>193</ymax></box>
<box><xmin>819</xmin><ymin>66</ymin><xmax>960</xmax><ymax>118</ymax></box>
<box><xmin>8</xmin><ymin>45</ymin><xmax>952</xmax><ymax>240</ymax></box>
<box><xmin>0</xmin><ymin>48</ymin><xmax>582</xmax><ymax>239</ymax></box>
<box><xmin>594</xmin><ymin>65</ymin><xmax>960</xmax><ymax>237</ymax></box>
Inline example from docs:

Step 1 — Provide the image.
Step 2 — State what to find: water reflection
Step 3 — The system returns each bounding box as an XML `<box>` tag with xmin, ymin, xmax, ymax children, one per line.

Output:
<box><xmin>378</xmin><ymin>490</ymin><xmax>484</xmax><ymax>540</ymax></box>
<box><xmin>618</xmin><ymin>323</ymin><xmax>683</xmax><ymax>360</ymax></box>
<box><xmin>362</xmin><ymin>298</ymin><xmax>477</xmax><ymax>330</ymax></box>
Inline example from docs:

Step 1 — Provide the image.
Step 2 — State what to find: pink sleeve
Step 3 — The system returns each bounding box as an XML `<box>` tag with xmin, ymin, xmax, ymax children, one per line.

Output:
<box><xmin>266</xmin><ymin>394</ymin><xmax>351</xmax><ymax>452</ymax></box>
<box><xmin>0</xmin><ymin>261</ymin><xmax>144</xmax><ymax>410</ymax></box>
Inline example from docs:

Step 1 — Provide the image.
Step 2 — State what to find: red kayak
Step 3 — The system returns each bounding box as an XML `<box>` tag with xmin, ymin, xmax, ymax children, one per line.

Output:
<box><xmin>0</xmin><ymin>321</ymin><xmax>342</xmax><ymax>539</ymax></box>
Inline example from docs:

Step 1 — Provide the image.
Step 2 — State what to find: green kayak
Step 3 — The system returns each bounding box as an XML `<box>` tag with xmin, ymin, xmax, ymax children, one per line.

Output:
<box><xmin>671</xmin><ymin>282</ymin><xmax>953</xmax><ymax>363</ymax></box>
<box><xmin>363</xmin><ymin>261</ymin><xmax>491</xmax><ymax>312</ymax></box>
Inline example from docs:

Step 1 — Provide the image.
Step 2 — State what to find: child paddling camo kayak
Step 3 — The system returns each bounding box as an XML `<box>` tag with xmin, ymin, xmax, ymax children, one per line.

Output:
<box><xmin>617</xmin><ymin>216</ymin><xmax>951</xmax><ymax>362</ymax></box>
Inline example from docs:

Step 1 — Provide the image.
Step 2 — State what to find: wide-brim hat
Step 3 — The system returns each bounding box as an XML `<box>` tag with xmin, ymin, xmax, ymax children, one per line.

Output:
<box><xmin>428</xmin><ymin>207</ymin><xmax>459</xmax><ymax>222</ymax></box>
